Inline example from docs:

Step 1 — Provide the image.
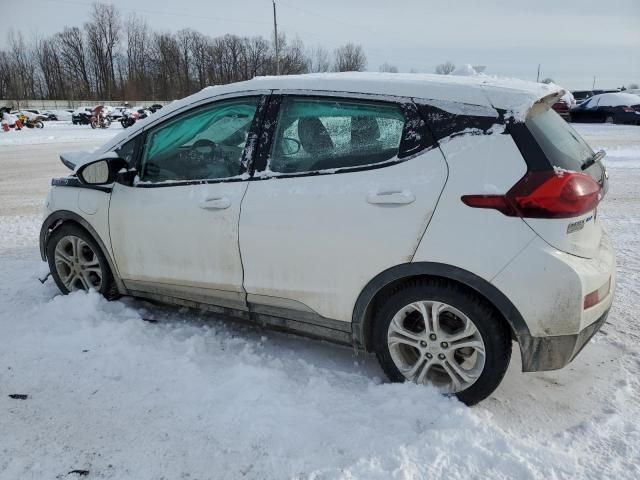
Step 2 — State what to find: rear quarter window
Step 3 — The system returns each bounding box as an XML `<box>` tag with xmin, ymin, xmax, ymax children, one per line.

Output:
<box><xmin>525</xmin><ymin>103</ymin><xmax>604</xmax><ymax>182</ymax></box>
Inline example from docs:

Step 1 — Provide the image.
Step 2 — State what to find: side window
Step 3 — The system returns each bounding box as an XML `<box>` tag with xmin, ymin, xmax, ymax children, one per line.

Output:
<box><xmin>140</xmin><ymin>97</ymin><xmax>259</xmax><ymax>182</ymax></box>
<box><xmin>268</xmin><ymin>97</ymin><xmax>405</xmax><ymax>174</ymax></box>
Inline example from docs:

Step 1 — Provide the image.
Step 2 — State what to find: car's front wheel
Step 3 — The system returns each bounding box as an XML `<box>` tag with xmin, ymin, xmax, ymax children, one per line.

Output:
<box><xmin>46</xmin><ymin>224</ymin><xmax>118</xmax><ymax>299</ymax></box>
<box><xmin>372</xmin><ymin>279</ymin><xmax>511</xmax><ymax>405</ymax></box>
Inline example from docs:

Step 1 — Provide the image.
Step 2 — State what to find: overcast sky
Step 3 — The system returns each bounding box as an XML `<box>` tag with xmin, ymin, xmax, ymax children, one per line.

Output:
<box><xmin>1</xmin><ymin>0</ymin><xmax>638</xmax><ymax>89</ymax></box>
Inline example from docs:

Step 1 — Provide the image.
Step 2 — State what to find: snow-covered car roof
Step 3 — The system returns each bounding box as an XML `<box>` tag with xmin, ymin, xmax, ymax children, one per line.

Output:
<box><xmin>588</xmin><ymin>92</ymin><xmax>640</xmax><ymax>107</ymax></box>
<box><xmin>95</xmin><ymin>72</ymin><xmax>564</xmax><ymax>156</ymax></box>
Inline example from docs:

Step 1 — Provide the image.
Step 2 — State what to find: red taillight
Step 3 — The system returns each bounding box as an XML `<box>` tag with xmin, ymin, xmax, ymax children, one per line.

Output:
<box><xmin>462</xmin><ymin>171</ymin><xmax>602</xmax><ymax>219</ymax></box>
<box><xmin>622</xmin><ymin>106</ymin><xmax>634</xmax><ymax>112</ymax></box>
<box><xmin>584</xmin><ymin>277</ymin><xmax>611</xmax><ymax>309</ymax></box>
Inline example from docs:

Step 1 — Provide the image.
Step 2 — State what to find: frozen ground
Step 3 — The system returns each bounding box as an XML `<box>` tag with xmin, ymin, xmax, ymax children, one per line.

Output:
<box><xmin>0</xmin><ymin>122</ymin><xmax>639</xmax><ymax>479</ymax></box>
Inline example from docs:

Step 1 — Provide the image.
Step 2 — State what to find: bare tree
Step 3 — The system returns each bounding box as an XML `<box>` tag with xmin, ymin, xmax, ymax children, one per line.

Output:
<box><xmin>124</xmin><ymin>14</ymin><xmax>151</xmax><ymax>99</ymax></box>
<box><xmin>278</xmin><ymin>35</ymin><xmax>308</xmax><ymax>75</ymax></box>
<box><xmin>241</xmin><ymin>36</ymin><xmax>271</xmax><ymax>79</ymax></box>
<box><xmin>379</xmin><ymin>62</ymin><xmax>398</xmax><ymax>73</ymax></box>
<box><xmin>189</xmin><ymin>31</ymin><xmax>212</xmax><ymax>89</ymax></box>
<box><xmin>151</xmin><ymin>32</ymin><xmax>182</xmax><ymax>99</ymax></box>
<box><xmin>435</xmin><ymin>61</ymin><xmax>455</xmax><ymax>75</ymax></box>
<box><xmin>5</xmin><ymin>31</ymin><xmax>39</xmax><ymax>103</ymax></box>
<box><xmin>306</xmin><ymin>45</ymin><xmax>331</xmax><ymax>73</ymax></box>
<box><xmin>0</xmin><ymin>51</ymin><xmax>11</xmax><ymax>98</ymax></box>
<box><xmin>0</xmin><ymin>2</ymin><xmax>381</xmax><ymax>101</ymax></box>
<box><xmin>34</xmin><ymin>36</ymin><xmax>67</xmax><ymax>99</ymax></box>
<box><xmin>55</xmin><ymin>27</ymin><xmax>92</xmax><ymax>99</ymax></box>
<box><xmin>333</xmin><ymin>43</ymin><xmax>366</xmax><ymax>72</ymax></box>
<box><xmin>86</xmin><ymin>2</ymin><xmax>121</xmax><ymax>99</ymax></box>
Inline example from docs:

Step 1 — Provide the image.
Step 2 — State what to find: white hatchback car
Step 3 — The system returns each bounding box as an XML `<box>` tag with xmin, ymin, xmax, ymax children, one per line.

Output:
<box><xmin>41</xmin><ymin>73</ymin><xmax>615</xmax><ymax>405</ymax></box>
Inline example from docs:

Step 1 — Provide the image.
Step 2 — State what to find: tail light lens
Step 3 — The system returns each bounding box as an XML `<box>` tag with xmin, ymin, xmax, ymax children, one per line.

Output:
<box><xmin>584</xmin><ymin>277</ymin><xmax>611</xmax><ymax>309</ymax></box>
<box><xmin>622</xmin><ymin>106</ymin><xmax>635</xmax><ymax>112</ymax></box>
<box><xmin>462</xmin><ymin>171</ymin><xmax>602</xmax><ymax>219</ymax></box>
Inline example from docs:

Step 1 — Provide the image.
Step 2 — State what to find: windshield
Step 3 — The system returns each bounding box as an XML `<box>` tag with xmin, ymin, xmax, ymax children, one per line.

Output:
<box><xmin>526</xmin><ymin>103</ymin><xmax>603</xmax><ymax>182</ymax></box>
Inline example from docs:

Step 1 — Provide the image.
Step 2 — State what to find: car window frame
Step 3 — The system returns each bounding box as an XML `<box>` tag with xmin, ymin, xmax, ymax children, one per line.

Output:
<box><xmin>109</xmin><ymin>91</ymin><xmax>269</xmax><ymax>189</ymax></box>
<box><xmin>251</xmin><ymin>91</ymin><xmax>435</xmax><ymax>180</ymax></box>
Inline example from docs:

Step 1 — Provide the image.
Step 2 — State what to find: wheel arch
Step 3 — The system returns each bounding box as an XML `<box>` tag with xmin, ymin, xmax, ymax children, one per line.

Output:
<box><xmin>351</xmin><ymin>262</ymin><xmax>530</xmax><ymax>351</ymax></box>
<box><xmin>40</xmin><ymin>210</ymin><xmax>126</xmax><ymax>294</ymax></box>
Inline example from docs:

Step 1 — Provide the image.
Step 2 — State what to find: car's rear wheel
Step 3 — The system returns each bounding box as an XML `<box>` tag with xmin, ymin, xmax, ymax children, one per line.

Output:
<box><xmin>372</xmin><ymin>279</ymin><xmax>511</xmax><ymax>405</ymax></box>
<box><xmin>47</xmin><ymin>224</ymin><xmax>118</xmax><ymax>299</ymax></box>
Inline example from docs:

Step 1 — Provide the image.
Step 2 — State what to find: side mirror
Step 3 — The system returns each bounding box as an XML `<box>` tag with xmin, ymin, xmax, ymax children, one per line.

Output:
<box><xmin>76</xmin><ymin>156</ymin><xmax>128</xmax><ymax>186</ymax></box>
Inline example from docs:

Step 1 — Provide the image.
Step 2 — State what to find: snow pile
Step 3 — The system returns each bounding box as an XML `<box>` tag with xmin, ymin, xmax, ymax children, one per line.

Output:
<box><xmin>1</xmin><ymin>117</ymin><xmax>640</xmax><ymax>479</ymax></box>
<box><xmin>452</xmin><ymin>64</ymin><xmax>479</xmax><ymax>76</ymax></box>
<box><xmin>0</xmin><ymin>277</ymin><xmax>579</xmax><ymax>479</ymax></box>
<box><xmin>0</xmin><ymin>121</ymin><xmax>121</xmax><ymax>146</ymax></box>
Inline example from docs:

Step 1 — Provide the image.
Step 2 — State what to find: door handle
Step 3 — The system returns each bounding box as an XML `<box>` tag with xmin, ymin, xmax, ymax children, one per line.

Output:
<box><xmin>367</xmin><ymin>190</ymin><xmax>415</xmax><ymax>205</ymax></box>
<box><xmin>199</xmin><ymin>196</ymin><xmax>231</xmax><ymax>210</ymax></box>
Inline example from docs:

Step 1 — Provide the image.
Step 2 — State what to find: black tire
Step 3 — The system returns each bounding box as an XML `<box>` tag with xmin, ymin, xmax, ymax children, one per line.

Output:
<box><xmin>46</xmin><ymin>223</ymin><xmax>119</xmax><ymax>300</ymax></box>
<box><xmin>372</xmin><ymin>279</ymin><xmax>511</xmax><ymax>406</ymax></box>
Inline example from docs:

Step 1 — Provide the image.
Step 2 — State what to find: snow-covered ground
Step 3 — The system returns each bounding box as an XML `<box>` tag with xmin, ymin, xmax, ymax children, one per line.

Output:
<box><xmin>1</xmin><ymin>122</ymin><xmax>639</xmax><ymax>479</ymax></box>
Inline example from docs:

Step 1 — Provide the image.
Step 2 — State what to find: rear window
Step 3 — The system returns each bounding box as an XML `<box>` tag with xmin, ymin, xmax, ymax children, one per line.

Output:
<box><xmin>525</xmin><ymin>103</ymin><xmax>603</xmax><ymax>182</ymax></box>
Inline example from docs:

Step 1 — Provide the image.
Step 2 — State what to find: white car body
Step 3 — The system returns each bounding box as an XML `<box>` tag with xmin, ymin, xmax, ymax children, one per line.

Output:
<box><xmin>41</xmin><ymin>73</ymin><xmax>615</xmax><ymax>399</ymax></box>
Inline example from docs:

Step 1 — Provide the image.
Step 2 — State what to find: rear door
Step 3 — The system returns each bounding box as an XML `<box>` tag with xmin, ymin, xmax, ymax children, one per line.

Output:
<box><xmin>239</xmin><ymin>93</ymin><xmax>448</xmax><ymax>323</ymax></box>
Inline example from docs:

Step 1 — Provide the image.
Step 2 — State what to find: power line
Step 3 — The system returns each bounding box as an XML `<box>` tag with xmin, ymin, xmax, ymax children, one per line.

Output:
<box><xmin>277</xmin><ymin>0</ymin><xmax>382</xmax><ymax>37</ymax></box>
<box><xmin>32</xmin><ymin>0</ymin><xmax>271</xmax><ymax>26</ymax></box>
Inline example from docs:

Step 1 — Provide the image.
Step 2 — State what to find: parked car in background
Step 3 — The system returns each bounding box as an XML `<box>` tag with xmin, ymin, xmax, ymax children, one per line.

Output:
<box><xmin>552</xmin><ymin>91</ymin><xmax>575</xmax><ymax>120</ymax></box>
<box><xmin>148</xmin><ymin>103</ymin><xmax>163</xmax><ymax>113</ymax></box>
<box><xmin>571</xmin><ymin>90</ymin><xmax>594</xmax><ymax>104</ymax></box>
<box><xmin>42</xmin><ymin>110</ymin><xmax>59</xmax><ymax>121</ymax></box>
<box><xmin>592</xmin><ymin>89</ymin><xmax>621</xmax><ymax>95</ymax></box>
<box><xmin>72</xmin><ymin>107</ymin><xmax>93</xmax><ymax>125</ymax></box>
<box><xmin>570</xmin><ymin>92</ymin><xmax>640</xmax><ymax>124</ymax></box>
<box><xmin>41</xmin><ymin>73</ymin><xmax>615</xmax><ymax>405</ymax></box>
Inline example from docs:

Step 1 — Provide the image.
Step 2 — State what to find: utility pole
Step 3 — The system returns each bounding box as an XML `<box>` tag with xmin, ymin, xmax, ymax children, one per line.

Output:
<box><xmin>592</xmin><ymin>76</ymin><xmax>596</xmax><ymax>89</ymax></box>
<box><xmin>273</xmin><ymin>0</ymin><xmax>280</xmax><ymax>75</ymax></box>
<box><xmin>536</xmin><ymin>64</ymin><xmax>541</xmax><ymax>83</ymax></box>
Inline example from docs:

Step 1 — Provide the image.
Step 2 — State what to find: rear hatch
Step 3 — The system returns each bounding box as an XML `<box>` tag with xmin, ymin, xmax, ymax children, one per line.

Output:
<box><xmin>461</xmin><ymin>101</ymin><xmax>607</xmax><ymax>259</ymax></box>
<box><xmin>521</xmin><ymin>102</ymin><xmax>606</xmax><ymax>258</ymax></box>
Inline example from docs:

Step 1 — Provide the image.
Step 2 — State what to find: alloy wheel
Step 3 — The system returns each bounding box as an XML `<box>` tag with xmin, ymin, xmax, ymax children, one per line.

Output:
<box><xmin>54</xmin><ymin>235</ymin><xmax>103</xmax><ymax>292</ymax></box>
<box><xmin>387</xmin><ymin>300</ymin><xmax>486</xmax><ymax>393</ymax></box>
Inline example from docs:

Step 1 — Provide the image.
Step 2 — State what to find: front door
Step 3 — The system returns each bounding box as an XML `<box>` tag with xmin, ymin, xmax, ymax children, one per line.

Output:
<box><xmin>109</xmin><ymin>95</ymin><xmax>262</xmax><ymax>310</ymax></box>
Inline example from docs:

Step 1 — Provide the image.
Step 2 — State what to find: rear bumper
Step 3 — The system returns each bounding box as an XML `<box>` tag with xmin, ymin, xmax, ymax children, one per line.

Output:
<box><xmin>492</xmin><ymin>232</ymin><xmax>616</xmax><ymax>372</ymax></box>
<box><xmin>519</xmin><ymin>308</ymin><xmax>609</xmax><ymax>372</ymax></box>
